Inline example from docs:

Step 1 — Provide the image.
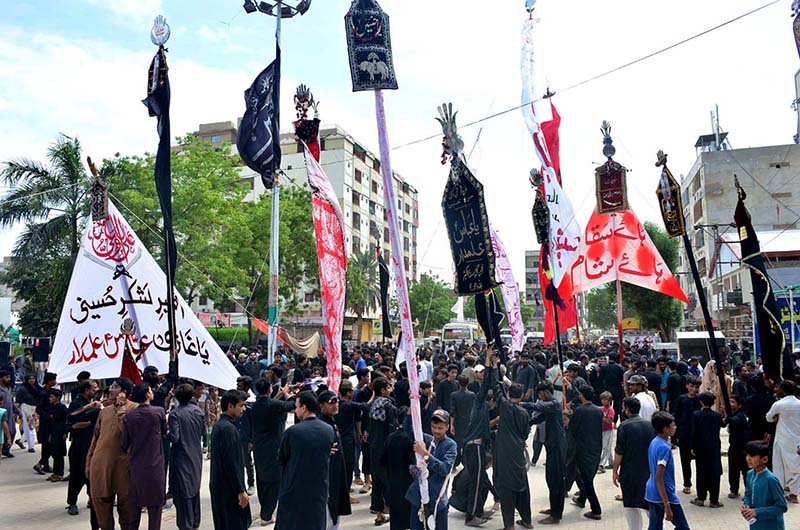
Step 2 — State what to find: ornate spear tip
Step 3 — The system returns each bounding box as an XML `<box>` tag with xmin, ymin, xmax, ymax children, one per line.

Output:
<box><xmin>655</xmin><ymin>150</ymin><xmax>668</xmax><ymax>168</ymax></box>
<box><xmin>435</xmin><ymin>102</ymin><xmax>464</xmax><ymax>164</ymax></box>
<box><xmin>87</xmin><ymin>156</ymin><xmax>99</xmax><ymax>177</ymax></box>
<box><xmin>600</xmin><ymin>121</ymin><xmax>615</xmax><ymax>159</ymax></box>
<box><xmin>529</xmin><ymin>168</ymin><xmax>543</xmax><ymax>188</ymax></box>
<box><xmin>150</xmin><ymin>15</ymin><xmax>171</xmax><ymax>47</ymax></box>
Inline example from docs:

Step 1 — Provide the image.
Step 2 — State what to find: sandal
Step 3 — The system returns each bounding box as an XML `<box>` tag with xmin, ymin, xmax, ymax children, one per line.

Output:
<box><xmin>374</xmin><ymin>516</ymin><xmax>390</xmax><ymax>526</ymax></box>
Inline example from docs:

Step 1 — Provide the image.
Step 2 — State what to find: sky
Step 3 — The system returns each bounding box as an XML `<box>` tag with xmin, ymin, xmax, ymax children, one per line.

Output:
<box><xmin>2</xmin><ymin>0</ymin><xmax>799</xmax><ymax>296</ymax></box>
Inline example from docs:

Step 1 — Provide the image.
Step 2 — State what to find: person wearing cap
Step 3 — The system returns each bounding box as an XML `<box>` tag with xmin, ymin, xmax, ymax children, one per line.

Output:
<box><xmin>628</xmin><ymin>375</ymin><xmax>657</xmax><ymax>423</ymax></box>
<box><xmin>406</xmin><ymin>408</ymin><xmax>457</xmax><ymax>530</ymax></box>
<box><xmin>490</xmin><ymin>350</ymin><xmax>534</xmax><ymax>529</ymax></box>
<box><xmin>529</xmin><ymin>381</ymin><xmax>566</xmax><ymax>525</ymax></box>
<box><xmin>466</xmin><ymin>364</ymin><xmax>485</xmax><ymax>394</ymax></box>
<box><xmin>318</xmin><ymin>389</ymin><xmax>352</xmax><ymax>529</ymax></box>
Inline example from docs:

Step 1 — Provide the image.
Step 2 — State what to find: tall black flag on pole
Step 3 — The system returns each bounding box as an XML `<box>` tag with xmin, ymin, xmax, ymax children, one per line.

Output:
<box><xmin>734</xmin><ymin>176</ymin><xmax>785</xmax><ymax>381</ymax></box>
<box><xmin>237</xmin><ymin>44</ymin><xmax>282</xmax><ymax>190</ymax></box>
<box><xmin>143</xmin><ymin>15</ymin><xmax>178</xmax><ymax>363</ymax></box>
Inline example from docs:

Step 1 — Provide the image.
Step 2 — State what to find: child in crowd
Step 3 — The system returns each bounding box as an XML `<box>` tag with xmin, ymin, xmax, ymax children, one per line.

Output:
<box><xmin>599</xmin><ymin>391</ymin><xmax>616</xmax><ymax>472</ymax></box>
<box><xmin>45</xmin><ymin>389</ymin><xmax>68</xmax><ymax>482</ymax></box>
<box><xmin>0</xmin><ymin>393</ymin><xmax>11</xmax><ymax>461</ymax></box>
<box><xmin>691</xmin><ymin>391</ymin><xmax>723</xmax><ymax>508</ymax></box>
<box><xmin>741</xmin><ymin>440</ymin><xmax>787</xmax><ymax>530</ymax></box>
<box><xmin>724</xmin><ymin>394</ymin><xmax>750</xmax><ymax>499</ymax></box>
<box><xmin>645</xmin><ymin>411</ymin><xmax>690</xmax><ymax>530</ymax></box>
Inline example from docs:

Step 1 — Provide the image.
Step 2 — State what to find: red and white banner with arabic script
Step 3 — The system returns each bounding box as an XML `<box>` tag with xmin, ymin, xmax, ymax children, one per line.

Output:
<box><xmin>50</xmin><ymin>202</ymin><xmax>241</xmax><ymax>389</ymax></box>
<box><xmin>303</xmin><ymin>146</ymin><xmax>347</xmax><ymax>394</ymax></box>
<box><xmin>490</xmin><ymin>229</ymin><xmax>525</xmax><ymax>353</ymax></box>
<box><xmin>561</xmin><ymin>209</ymin><xmax>688</xmax><ymax>303</ymax></box>
<box><xmin>521</xmin><ymin>18</ymin><xmax>581</xmax><ymax>288</ymax></box>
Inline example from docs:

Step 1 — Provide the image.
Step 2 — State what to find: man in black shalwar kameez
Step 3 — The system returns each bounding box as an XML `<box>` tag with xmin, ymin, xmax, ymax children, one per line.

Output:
<box><xmin>209</xmin><ymin>390</ymin><xmax>251</xmax><ymax>530</ymax></box>
<box><xmin>167</xmin><ymin>384</ymin><xmax>206</xmax><ymax>530</ymax></box>
<box><xmin>490</xmin><ymin>353</ymin><xmax>533</xmax><ymax>529</ymax></box>
<box><xmin>319</xmin><ymin>390</ymin><xmax>352</xmax><ymax>529</ymax></box>
<box><xmin>250</xmin><ymin>378</ymin><xmax>296</xmax><ymax>525</ymax></box>
<box><xmin>367</xmin><ymin>377</ymin><xmax>398</xmax><ymax>526</ymax></box>
<box><xmin>569</xmin><ymin>386</ymin><xmax>603</xmax><ymax>520</ymax></box>
<box><xmin>276</xmin><ymin>391</ymin><xmax>335</xmax><ymax>530</ymax></box>
<box><xmin>529</xmin><ymin>381</ymin><xmax>566</xmax><ymax>525</ymax></box>
<box><xmin>613</xmin><ymin>397</ymin><xmax>655</xmax><ymax>529</ymax></box>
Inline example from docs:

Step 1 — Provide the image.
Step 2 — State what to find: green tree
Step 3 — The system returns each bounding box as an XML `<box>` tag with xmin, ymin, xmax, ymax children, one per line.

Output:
<box><xmin>0</xmin><ymin>135</ymin><xmax>90</xmax><ymax>336</ymax></box>
<box><xmin>408</xmin><ymin>274</ymin><xmax>457</xmax><ymax>335</ymax></box>
<box><xmin>103</xmin><ymin>136</ymin><xmax>252</xmax><ymax>306</ymax></box>
<box><xmin>584</xmin><ymin>222</ymin><xmax>683</xmax><ymax>340</ymax></box>
<box><xmin>346</xmin><ymin>251</ymin><xmax>379</xmax><ymax>344</ymax></box>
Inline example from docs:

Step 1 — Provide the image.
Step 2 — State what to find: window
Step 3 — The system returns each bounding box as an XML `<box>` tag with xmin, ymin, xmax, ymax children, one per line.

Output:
<box><xmin>369</xmin><ymin>221</ymin><xmax>378</xmax><ymax>238</ymax></box>
<box><xmin>304</xmin><ymin>293</ymin><xmax>314</xmax><ymax>303</ymax></box>
<box><xmin>352</xmin><ymin>236</ymin><xmax>361</xmax><ymax>254</ymax></box>
<box><xmin>354</xmin><ymin>169</ymin><xmax>362</xmax><ymax>182</ymax></box>
<box><xmin>199</xmin><ymin>295</ymin><xmax>208</xmax><ymax>306</ymax></box>
<box><xmin>404</xmin><ymin>256</ymin><xmax>409</xmax><ymax>271</ymax></box>
<box><xmin>693</xmin><ymin>199</ymin><xmax>703</xmax><ymax>222</ymax></box>
<box><xmin>384</xmin><ymin>228</ymin><xmax>389</xmax><ymax>243</ymax></box>
<box><xmin>403</xmin><ymin>221</ymin><xmax>409</xmax><ymax>232</ymax></box>
<box><xmin>352</xmin><ymin>212</ymin><xmax>361</xmax><ymax>228</ymax></box>
<box><xmin>210</xmin><ymin>135</ymin><xmax>221</xmax><ymax>143</ymax></box>
<box><xmin>405</xmin><ymin>204</ymin><xmax>410</xmax><ymax>215</ymax></box>
<box><xmin>352</xmin><ymin>189</ymin><xmax>360</xmax><ymax>205</ymax></box>
<box><xmin>372</xmin><ymin>181</ymin><xmax>378</xmax><ymax>194</ymax></box>
<box><xmin>384</xmin><ymin>249</ymin><xmax>390</xmax><ymax>263</ymax></box>
<box><xmin>373</xmin><ymin>159</ymin><xmax>381</xmax><ymax>172</ymax></box>
<box><xmin>404</xmin><ymin>237</ymin><xmax>409</xmax><ymax>251</ymax></box>
<box><xmin>369</xmin><ymin>201</ymin><xmax>376</xmax><ymax>215</ymax></box>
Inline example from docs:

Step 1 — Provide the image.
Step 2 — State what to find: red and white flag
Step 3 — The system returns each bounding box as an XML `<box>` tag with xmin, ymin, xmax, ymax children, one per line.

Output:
<box><xmin>303</xmin><ymin>146</ymin><xmax>347</xmax><ymax>393</ymax></box>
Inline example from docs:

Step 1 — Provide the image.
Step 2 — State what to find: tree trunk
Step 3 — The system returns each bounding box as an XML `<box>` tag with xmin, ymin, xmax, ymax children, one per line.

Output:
<box><xmin>356</xmin><ymin>314</ymin><xmax>363</xmax><ymax>345</ymax></box>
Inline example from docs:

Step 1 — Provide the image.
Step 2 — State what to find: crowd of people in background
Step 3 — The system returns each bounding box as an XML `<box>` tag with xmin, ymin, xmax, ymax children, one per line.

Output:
<box><xmin>0</xmin><ymin>336</ymin><xmax>799</xmax><ymax>530</ymax></box>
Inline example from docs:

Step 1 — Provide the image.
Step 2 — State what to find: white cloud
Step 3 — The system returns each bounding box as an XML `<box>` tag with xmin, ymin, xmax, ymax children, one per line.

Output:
<box><xmin>82</xmin><ymin>0</ymin><xmax>163</xmax><ymax>26</ymax></box>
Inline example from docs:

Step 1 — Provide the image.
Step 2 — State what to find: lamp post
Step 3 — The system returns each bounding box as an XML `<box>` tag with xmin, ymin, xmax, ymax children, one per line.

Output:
<box><xmin>242</xmin><ymin>0</ymin><xmax>313</xmax><ymax>362</ymax></box>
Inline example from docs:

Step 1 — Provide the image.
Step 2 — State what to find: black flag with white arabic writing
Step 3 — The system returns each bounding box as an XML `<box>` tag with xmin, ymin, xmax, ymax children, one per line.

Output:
<box><xmin>734</xmin><ymin>184</ymin><xmax>785</xmax><ymax>381</ymax></box>
<box><xmin>237</xmin><ymin>45</ymin><xmax>281</xmax><ymax>189</ymax></box>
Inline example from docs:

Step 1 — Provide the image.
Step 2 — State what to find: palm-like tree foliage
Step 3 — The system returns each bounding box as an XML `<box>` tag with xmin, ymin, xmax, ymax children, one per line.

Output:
<box><xmin>345</xmin><ymin>251</ymin><xmax>380</xmax><ymax>344</ymax></box>
<box><xmin>0</xmin><ymin>134</ymin><xmax>88</xmax><ymax>260</ymax></box>
<box><xmin>0</xmin><ymin>134</ymin><xmax>89</xmax><ymax>336</ymax></box>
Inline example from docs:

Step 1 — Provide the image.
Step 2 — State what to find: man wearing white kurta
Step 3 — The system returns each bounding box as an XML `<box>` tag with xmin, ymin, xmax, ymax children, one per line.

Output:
<box><xmin>627</xmin><ymin>375</ymin><xmax>657</xmax><ymax>422</ymax></box>
<box><xmin>766</xmin><ymin>380</ymin><xmax>800</xmax><ymax>504</ymax></box>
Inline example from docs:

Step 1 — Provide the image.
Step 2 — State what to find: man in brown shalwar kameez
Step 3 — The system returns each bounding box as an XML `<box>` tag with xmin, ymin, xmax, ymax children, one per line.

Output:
<box><xmin>87</xmin><ymin>378</ymin><xmax>138</xmax><ymax>530</ymax></box>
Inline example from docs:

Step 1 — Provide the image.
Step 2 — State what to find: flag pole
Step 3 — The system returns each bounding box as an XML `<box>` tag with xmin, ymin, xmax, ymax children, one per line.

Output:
<box><xmin>656</xmin><ymin>151</ymin><xmax>731</xmax><ymax>416</ymax></box>
<box><xmin>616</xmin><ymin>278</ymin><xmax>624</xmax><ymax>361</ymax></box>
<box><xmin>267</xmin><ymin>2</ymin><xmax>283</xmax><ymax>364</ymax></box>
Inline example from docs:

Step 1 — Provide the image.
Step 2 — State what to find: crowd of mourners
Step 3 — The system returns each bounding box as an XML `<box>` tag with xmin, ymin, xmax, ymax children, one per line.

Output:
<box><xmin>1</xmin><ymin>338</ymin><xmax>799</xmax><ymax>530</ymax></box>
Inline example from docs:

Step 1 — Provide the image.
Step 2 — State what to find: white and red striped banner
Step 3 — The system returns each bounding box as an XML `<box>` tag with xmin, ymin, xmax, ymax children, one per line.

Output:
<box><xmin>303</xmin><ymin>146</ymin><xmax>347</xmax><ymax>393</ymax></box>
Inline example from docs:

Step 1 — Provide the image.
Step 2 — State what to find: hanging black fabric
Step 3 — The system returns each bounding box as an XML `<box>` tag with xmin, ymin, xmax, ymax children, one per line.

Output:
<box><xmin>237</xmin><ymin>44</ymin><xmax>281</xmax><ymax>189</ymax></box>
<box><xmin>377</xmin><ymin>251</ymin><xmax>392</xmax><ymax>339</ymax></box>
<box><xmin>143</xmin><ymin>45</ymin><xmax>177</xmax><ymax>353</ymax></box>
<box><xmin>734</xmin><ymin>185</ymin><xmax>785</xmax><ymax>381</ymax></box>
<box><xmin>488</xmin><ymin>290</ymin><xmax>505</xmax><ymax>352</ymax></box>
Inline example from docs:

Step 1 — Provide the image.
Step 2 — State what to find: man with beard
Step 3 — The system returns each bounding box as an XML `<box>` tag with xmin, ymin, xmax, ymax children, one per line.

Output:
<box><xmin>570</xmin><ymin>387</ymin><xmax>603</xmax><ymax>520</ymax></box>
<box><xmin>613</xmin><ymin>397</ymin><xmax>655</xmax><ymax>530</ymax></box>
<box><xmin>121</xmin><ymin>383</ymin><xmax>167</xmax><ymax>530</ymax></box>
<box><xmin>87</xmin><ymin>378</ymin><xmax>137</xmax><ymax>530</ymax></box>
<box><xmin>490</xmin><ymin>352</ymin><xmax>533</xmax><ymax>530</ymax></box>
<box><xmin>250</xmin><ymin>377</ymin><xmax>296</xmax><ymax>526</ymax></box>
<box><xmin>167</xmin><ymin>383</ymin><xmax>206</xmax><ymax>530</ymax></box>
<box><xmin>276</xmin><ymin>391</ymin><xmax>335</xmax><ymax>530</ymax></box>
<box><xmin>318</xmin><ymin>389</ymin><xmax>352</xmax><ymax>529</ymax></box>
<box><xmin>66</xmin><ymin>379</ymin><xmax>101</xmax><ymax>521</ymax></box>
<box><xmin>210</xmin><ymin>390</ymin><xmax>251</xmax><ymax>530</ymax></box>
<box><xmin>530</xmin><ymin>381</ymin><xmax>566</xmax><ymax>525</ymax></box>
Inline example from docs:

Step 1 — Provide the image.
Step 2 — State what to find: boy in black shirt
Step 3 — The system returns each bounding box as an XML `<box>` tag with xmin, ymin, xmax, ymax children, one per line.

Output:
<box><xmin>690</xmin><ymin>391</ymin><xmax>724</xmax><ymax>508</ymax></box>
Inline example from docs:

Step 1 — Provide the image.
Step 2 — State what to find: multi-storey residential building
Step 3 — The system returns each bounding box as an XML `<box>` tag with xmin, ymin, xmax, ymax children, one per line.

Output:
<box><xmin>678</xmin><ymin>140</ymin><xmax>800</xmax><ymax>342</ymax></box>
<box><xmin>191</xmin><ymin>122</ymin><xmax>419</xmax><ymax>341</ymax></box>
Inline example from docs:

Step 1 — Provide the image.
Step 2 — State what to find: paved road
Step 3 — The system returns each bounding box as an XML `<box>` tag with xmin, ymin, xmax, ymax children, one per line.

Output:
<box><xmin>0</xmin><ymin>431</ymin><xmax>797</xmax><ymax>529</ymax></box>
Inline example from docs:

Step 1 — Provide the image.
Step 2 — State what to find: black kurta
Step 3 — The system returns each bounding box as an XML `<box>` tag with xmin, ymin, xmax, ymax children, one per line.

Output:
<box><xmin>167</xmin><ymin>402</ymin><xmax>205</xmax><ymax>498</ymax></box>
<box><xmin>320</xmin><ymin>413</ymin><xmax>352</xmax><ymax>524</ymax></box>
<box><xmin>381</xmin><ymin>428</ymin><xmax>414</xmax><ymax>530</ymax></box>
<box><xmin>209</xmin><ymin>414</ymin><xmax>251</xmax><ymax>530</ymax></box>
<box><xmin>691</xmin><ymin>408</ymin><xmax>724</xmax><ymax>476</ymax></box>
<box><xmin>276</xmin><ymin>416</ymin><xmax>335</xmax><ymax>530</ymax></box>
<box><xmin>250</xmin><ymin>396</ymin><xmax>295</xmax><ymax>483</ymax></box>
<box><xmin>493</xmin><ymin>374</ymin><xmax>531</xmax><ymax>492</ymax></box>
<box><xmin>614</xmin><ymin>415</ymin><xmax>655</xmax><ymax>509</ymax></box>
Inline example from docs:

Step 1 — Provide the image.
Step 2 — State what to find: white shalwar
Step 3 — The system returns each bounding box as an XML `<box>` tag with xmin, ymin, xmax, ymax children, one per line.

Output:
<box><xmin>766</xmin><ymin>395</ymin><xmax>800</xmax><ymax>496</ymax></box>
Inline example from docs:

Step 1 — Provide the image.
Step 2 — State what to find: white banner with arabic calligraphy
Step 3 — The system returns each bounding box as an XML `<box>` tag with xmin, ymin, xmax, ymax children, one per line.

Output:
<box><xmin>50</xmin><ymin>202</ymin><xmax>241</xmax><ymax>389</ymax></box>
<box><xmin>520</xmin><ymin>17</ymin><xmax>581</xmax><ymax>288</ymax></box>
<box><xmin>490</xmin><ymin>229</ymin><xmax>525</xmax><ymax>353</ymax></box>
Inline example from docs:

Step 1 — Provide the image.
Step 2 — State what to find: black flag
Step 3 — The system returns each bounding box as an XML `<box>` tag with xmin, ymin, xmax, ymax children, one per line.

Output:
<box><xmin>237</xmin><ymin>45</ymin><xmax>281</xmax><ymax>189</ymax></box>
<box><xmin>377</xmin><ymin>250</ymin><xmax>392</xmax><ymax>339</ymax></box>
<box><xmin>734</xmin><ymin>181</ymin><xmax>785</xmax><ymax>381</ymax></box>
<box><xmin>143</xmin><ymin>45</ymin><xmax>178</xmax><ymax>357</ymax></box>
